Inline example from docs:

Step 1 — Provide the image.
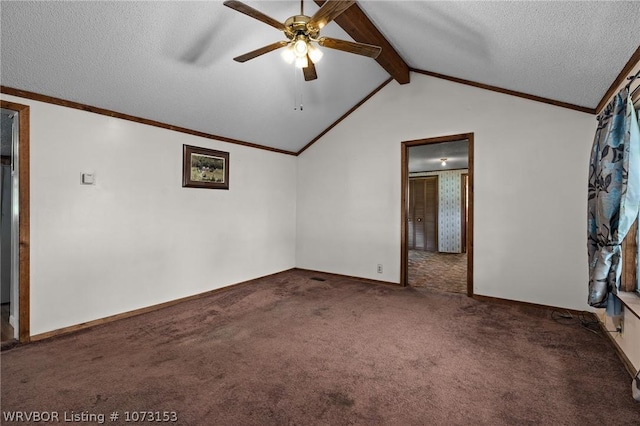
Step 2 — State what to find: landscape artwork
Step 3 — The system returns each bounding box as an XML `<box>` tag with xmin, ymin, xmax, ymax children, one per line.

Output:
<box><xmin>191</xmin><ymin>153</ymin><xmax>225</xmax><ymax>183</ymax></box>
<box><xmin>182</xmin><ymin>145</ymin><xmax>229</xmax><ymax>190</ymax></box>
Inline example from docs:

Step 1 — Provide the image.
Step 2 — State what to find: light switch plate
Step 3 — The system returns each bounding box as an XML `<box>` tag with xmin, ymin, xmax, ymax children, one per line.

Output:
<box><xmin>81</xmin><ymin>173</ymin><xmax>95</xmax><ymax>185</ymax></box>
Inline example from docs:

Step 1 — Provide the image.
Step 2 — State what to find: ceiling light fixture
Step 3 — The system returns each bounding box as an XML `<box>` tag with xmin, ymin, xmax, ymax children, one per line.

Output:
<box><xmin>295</xmin><ymin>55</ymin><xmax>308</xmax><ymax>69</ymax></box>
<box><xmin>307</xmin><ymin>43</ymin><xmax>323</xmax><ymax>63</ymax></box>
<box><xmin>281</xmin><ymin>36</ymin><xmax>322</xmax><ymax>68</ymax></box>
<box><xmin>224</xmin><ymin>0</ymin><xmax>381</xmax><ymax>82</ymax></box>
<box><xmin>281</xmin><ymin>45</ymin><xmax>295</xmax><ymax>64</ymax></box>
<box><xmin>441</xmin><ymin>158</ymin><xmax>448</xmax><ymax>166</ymax></box>
<box><xmin>293</xmin><ymin>37</ymin><xmax>308</xmax><ymax>57</ymax></box>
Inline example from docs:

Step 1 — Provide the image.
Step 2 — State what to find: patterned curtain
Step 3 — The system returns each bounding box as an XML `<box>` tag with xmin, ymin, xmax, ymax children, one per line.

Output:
<box><xmin>588</xmin><ymin>87</ymin><xmax>640</xmax><ymax>315</ymax></box>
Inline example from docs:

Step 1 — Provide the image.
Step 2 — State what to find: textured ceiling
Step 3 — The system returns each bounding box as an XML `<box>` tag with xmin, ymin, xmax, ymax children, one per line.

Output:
<box><xmin>362</xmin><ymin>1</ymin><xmax>640</xmax><ymax>108</ymax></box>
<box><xmin>409</xmin><ymin>139</ymin><xmax>469</xmax><ymax>173</ymax></box>
<box><xmin>0</xmin><ymin>1</ymin><xmax>389</xmax><ymax>153</ymax></box>
<box><xmin>1</xmin><ymin>1</ymin><xmax>639</xmax><ymax>153</ymax></box>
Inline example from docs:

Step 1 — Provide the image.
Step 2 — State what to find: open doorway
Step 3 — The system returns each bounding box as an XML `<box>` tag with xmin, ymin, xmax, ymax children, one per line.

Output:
<box><xmin>401</xmin><ymin>133</ymin><xmax>473</xmax><ymax>296</ymax></box>
<box><xmin>1</xmin><ymin>100</ymin><xmax>30</xmax><ymax>346</ymax></box>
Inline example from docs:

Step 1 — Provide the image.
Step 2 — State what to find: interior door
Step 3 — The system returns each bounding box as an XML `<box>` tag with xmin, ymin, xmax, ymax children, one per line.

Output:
<box><xmin>409</xmin><ymin>177</ymin><xmax>438</xmax><ymax>251</ymax></box>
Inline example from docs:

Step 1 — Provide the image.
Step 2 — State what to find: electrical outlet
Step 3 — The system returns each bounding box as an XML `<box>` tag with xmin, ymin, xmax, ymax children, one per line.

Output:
<box><xmin>377</xmin><ymin>264</ymin><xmax>383</xmax><ymax>274</ymax></box>
<box><xmin>618</xmin><ymin>318</ymin><xmax>624</xmax><ymax>336</ymax></box>
<box><xmin>613</xmin><ymin>316</ymin><xmax>624</xmax><ymax>336</ymax></box>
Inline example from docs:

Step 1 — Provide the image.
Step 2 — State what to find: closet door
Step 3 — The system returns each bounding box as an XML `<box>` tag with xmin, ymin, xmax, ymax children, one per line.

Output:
<box><xmin>409</xmin><ymin>177</ymin><xmax>438</xmax><ymax>251</ymax></box>
<box><xmin>423</xmin><ymin>177</ymin><xmax>438</xmax><ymax>251</ymax></box>
<box><xmin>408</xmin><ymin>180</ymin><xmax>416</xmax><ymax>249</ymax></box>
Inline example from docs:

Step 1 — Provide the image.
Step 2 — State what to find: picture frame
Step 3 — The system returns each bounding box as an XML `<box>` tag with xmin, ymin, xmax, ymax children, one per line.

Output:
<box><xmin>182</xmin><ymin>145</ymin><xmax>229</xmax><ymax>190</ymax></box>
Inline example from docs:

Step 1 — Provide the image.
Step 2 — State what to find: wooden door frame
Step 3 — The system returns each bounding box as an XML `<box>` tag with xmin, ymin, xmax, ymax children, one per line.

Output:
<box><xmin>400</xmin><ymin>133</ymin><xmax>474</xmax><ymax>296</ymax></box>
<box><xmin>461</xmin><ymin>173</ymin><xmax>468</xmax><ymax>254</ymax></box>
<box><xmin>1</xmin><ymin>100</ymin><xmax>30</xmax><ymax>342</ymax></box>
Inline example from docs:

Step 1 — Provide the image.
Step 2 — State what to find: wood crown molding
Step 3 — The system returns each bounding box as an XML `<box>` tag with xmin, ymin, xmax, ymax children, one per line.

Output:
<box><xmin>596</xmin><ymin>44</ymin><xmax>640</xmax><ymax>114</ymax></box>
<box><xmin>411</xmin><ymin>69</ymin><xmax>595</xmax><ymax>114</ymax></box>
<box><xmin>314</xmin><ymin>0</ymin><xmax>410</xmax><ymax>85</ymax></box>
<box><xmin>0</xmin><ymin>86</ymin><xmax>298</xmax><ymax>156</ymax></box>
<box><xmin>1</xmin><ymin>82</ymin><xmax>394</xmax><ymax>159</ymax></box>
<box><xmin>297</xmin><ymin>77</ymin><xmax>392</xmax><ymax>155</ymax></box>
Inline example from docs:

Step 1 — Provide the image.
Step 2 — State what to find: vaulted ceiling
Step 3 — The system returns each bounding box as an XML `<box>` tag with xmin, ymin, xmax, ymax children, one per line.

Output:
<box><xmin>2</xmin><ymin>1</ymin><xmax>639</xmax><ymax>154</ymax></box>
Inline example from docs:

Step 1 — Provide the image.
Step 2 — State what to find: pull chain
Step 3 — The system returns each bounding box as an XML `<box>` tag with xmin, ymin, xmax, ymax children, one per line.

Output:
<box><xmin>299</xmin><ymin>67</ymin><xmax>304</xmax><ymax>111</ymax></box>
<box><xmin>293</xmin><ymin>66</ymin><xmax>303</xmax><ymax>111</ymax></box>
<box><xmin>293</xmin><ymin>64</ymin><xmax>297</xmax><ymax>111</ymax></box>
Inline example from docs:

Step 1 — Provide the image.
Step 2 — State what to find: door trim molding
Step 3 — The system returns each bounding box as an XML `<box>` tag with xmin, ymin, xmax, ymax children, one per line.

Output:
<box><xmin>461</xmin><ymin>173</ymin><xmax>469</xmax><ymax>254</ymax></box>
<box><xmin>400</xmin><ymin>133</ymin><xmax>474</xmax><ymax>296</ymax></box>
<box><xmin>1</xmin><ymin>100</ymin><xmax>30</xmax><ymax>342</ymax></box>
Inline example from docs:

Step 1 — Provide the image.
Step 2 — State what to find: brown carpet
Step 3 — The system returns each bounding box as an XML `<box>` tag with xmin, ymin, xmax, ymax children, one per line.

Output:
<box><xmin>409</xmin><ymin>250</ymin><xmax>467</xmax><ymax>293</ymax></box>
<box><xmin>1</xmin><ymin>269</ymin><xmax>638</xmax><ymax>425</ymax></box>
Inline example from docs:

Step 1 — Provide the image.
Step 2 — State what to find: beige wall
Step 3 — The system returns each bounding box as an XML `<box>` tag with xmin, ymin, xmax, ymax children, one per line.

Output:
<box><xmin>297</xmin><ymin>72</ymin><xmax>596</xmax><ymax>311</ymax></box>
<box><xmin>1</xmin><ymin>94</ymin><xmax>298</xmax><ymax>336</ymax></box>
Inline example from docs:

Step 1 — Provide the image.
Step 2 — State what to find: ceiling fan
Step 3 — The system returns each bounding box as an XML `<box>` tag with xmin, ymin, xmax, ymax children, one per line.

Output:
<box><xmin>223</xmin><ymin>0</ymin><xmax>382</xmax><ymax>81</ymax></box>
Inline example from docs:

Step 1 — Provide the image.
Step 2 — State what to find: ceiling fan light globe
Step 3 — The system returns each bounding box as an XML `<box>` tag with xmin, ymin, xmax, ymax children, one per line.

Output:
<box><xmin>281</xmin><ymin>46</ymin><xmax>295</xmax><ymax>64</ymax></box>
<box><xmin>293</xmin><ymin>39</ymin><xmax>308</xmax><ymax>58</ymax></box>
<box><xmin>308</xmin><ymin>44</ymin><xmax>323</xmax><ymax>63</ymax></box>
<box><xmin>295</xmin><ymin>56</ymin><xmax>308</xmax><ymax>69</ymax></box>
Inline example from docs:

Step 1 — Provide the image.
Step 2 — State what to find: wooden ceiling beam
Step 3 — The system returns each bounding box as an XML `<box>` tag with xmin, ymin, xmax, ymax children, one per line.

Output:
<box><xmin>314</xmin><ymin>0</ymin><xmax>410</xmax><ymax>84</ymax></box>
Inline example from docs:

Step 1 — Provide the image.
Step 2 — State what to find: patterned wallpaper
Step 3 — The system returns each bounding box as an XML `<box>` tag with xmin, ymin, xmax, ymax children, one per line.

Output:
<box><xmin>410</xmin><ymin>170</ymin><xmax>468</xmax><ymax>253</ymax></box>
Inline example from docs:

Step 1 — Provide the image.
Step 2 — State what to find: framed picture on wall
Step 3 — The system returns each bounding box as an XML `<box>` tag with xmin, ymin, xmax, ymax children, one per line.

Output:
<box><xmin>182</xmin><ymin>145</ymin><xmax>229</xmax><ymax>190</ymax></box>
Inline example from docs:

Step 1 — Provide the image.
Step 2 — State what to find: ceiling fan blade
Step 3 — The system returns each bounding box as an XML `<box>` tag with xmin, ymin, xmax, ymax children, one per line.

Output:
<box><xmin>223</xmin><ymin>0</ymin><xmax>286</xmax><ymax>32</ymax></box>
<box><xmin>318</xmin><ymin>37</ymin><xmax>382</xmax><ymax>58</ymax></box>
<box><xmin>303</xmin><ymin>55</ymin><xmax>318</xmax><ymax>81</ymax></box>
<box><xmin>307</xmin><ymin>0</ymin><xmax>356</xmax><ymax>32</ymax></box>
<box><xmin>233</xmin><ymin>41</ymin><xmax>289</xmax><ymax>63</ymax></box>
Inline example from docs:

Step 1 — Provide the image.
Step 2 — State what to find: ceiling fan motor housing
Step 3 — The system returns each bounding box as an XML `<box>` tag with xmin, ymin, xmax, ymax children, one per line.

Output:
<box><xmin>284</xmin><ymin>15</ymin><xmax>319</xmax><ymax>40</ymax></box>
